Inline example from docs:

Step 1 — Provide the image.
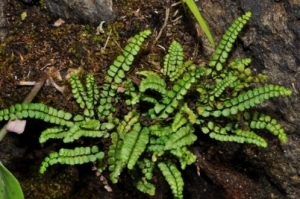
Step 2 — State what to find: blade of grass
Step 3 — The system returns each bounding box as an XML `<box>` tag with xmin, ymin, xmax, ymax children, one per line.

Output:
<box><xmin>183</xmin><ymin>0</ymin><xmax>215</xmax><ymax>48</ymax></box>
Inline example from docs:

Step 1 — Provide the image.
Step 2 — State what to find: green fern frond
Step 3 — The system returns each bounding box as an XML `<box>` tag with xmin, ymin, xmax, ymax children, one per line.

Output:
<box><xmin>39</xmin><ymin>127</ymin><xmax>67</xmax><ymax>143</ymax></box>
<box><xmin>139</xmin><ymin>74</ymin><xmax>167</xmax><ymax>95</ymax></box>
<box><xmin>79</xmin><ymin>118</ymin><xmax>100</xmax><ymax>129</ymax></box>
<box><xmin>212</xmin><ymin>84</ymin><xmax>292</xmax><ymax>117</ymax></box>
<box><xmin>163</xmin><ymin>40</ymin><xmax>184</xmax><ymax>77</ymax></box>
<box><xmin>249</xmin><ymin>112</ymin><xmax>288</xmax><ymax>143</ymax></box>
<box><xmin>138</xmin><ymin>94</ymin><xmax>161</xmax><ymax>105</ymax></box>
<box><xmin>107</xmin><ymin>132</ymin><xmax>124</xmax><ymax>183</ymax></box>
<box><xmin>209</xmin><ymin>11</ymin><xmax>252</xmax><ymax>72</ymax></box>
<box><xmin>228</xmin><ymin>58</ymin><xmax>252</xmax><ymax>84</ymax></box>
<box><xmin>172</xmin><ymin>112</ymin><xmax>188</xmax><ymax>132</ymax></box>
<box><xmin>0</xmin><ymin>103</ymin><xmax>73</xmax><ymax>127</ymax></box>
<box><xmin>200</xmin><ymin>121</ymin><xmax>217</xmax><ymax>134</ymax></box>
<box><xmin>137</xmin><ymin>71</ymin><xmax>167</xmax><ymax>106</ymax></box>
<box><xmin>108</xmin><ymin>124</ymin><xmax>149</xmax><ymax>182</ymax></box>
<box><xmin>135</xmin><ymin>159</ymin><xmax>156</xmax><ymax>195</ymax></box>
<box><xmin>137</xmin><ymin>70</ymin><xmax>162</xmax><ymax>78</ymax></box>
<box><xmin>85</xmin><ymin>74</ymin><xmax>99</xmax><ymax>117</ymax></box>
<box><xmin>148</xmin><ymin>136</ymin><xmax>168</xmax><ymax>153</ymax></box>
<box><xmin>108</xmin><ymin>111</ymin><xmax>141</xmax><ymax>183</ymax></box>
<box><xmin>229</xmin><ymin>58</ymin><xmax>268</xmax><ymax>84</ymax></box>
<box><xmin>158</xmin><ymin>161</ymin><xmax>184</xmax><ymax>199</ymax></box>
<box><xmin>98</xmin><ymin>83</ymin><xmax>117</xmax><ymax>117</ymax></box>
<box><xmin>148</xmin><ymin>128</ymin><xmax>181</xmax><ymax>161</ymax></box>
<box><xmin>69</xmin><ymin>73</ymin><xmax>99</xmax><ymax>118</ymax></box>
<box><xmin>201</xmin><ymin>120</ymin><xmax>267</xmax><ymax>147</ymax></box>
<box><xmin>147</xmin><ymin>128</ymin><xmax>171</xmax><ymax>161</ymax></box>
<box><xmin>105</xmin><ymin>29</ymin><xmax>152</xmax><ymax>84</ymax></box>
<box><xmin>228</xmin><ymin>58</ymin><xmax>252</xmax><ymax>77</ymax></box>
<box><xmin>121</xmin><ymin>125</ymin><xmax>149</xmax><ymax>169</ymax></box>
<box><xmin>53</xmin><ymin>120</ymin><xmax>106</xmax><ymax>143</ymax></box>
<box><xmin>98</xmin><ymin>30</ymin><xmax>152</xmax><ymax>119</ymax></box>
<box><xmin>172</xmin><ymin>103</ymin><xmax>198</xmax><ymax>132</ymax></box>
<box><xmin>196</xmin><ymin>84</ymin><xmax>210</xmax><ymax>104</ymax></box>
<box><xmin>170</xmin><ymin>147</ymin><xmax>196</xmax><ymax>169</ymax></box>
<box><xmin>165</xmin><ymin>125</ymin><xmax>197</xmax><ymax>150</ymax></box>
<box><xmin>124</xmin><ymin>79</ymin><xmax>139</xmax><ymax>106</ymax></box>
<box><xmin>209</xmin><ymin>129</ymin><xmax>267</xmax><ymax>147</ymax></box>
<box><xmin>152</xmin><ymin>67</ymin><xmax>204</xmax><ymax>119</ymax></box>
<box><xmin>233</xmin><ymin>129</ymin><xmax>267</xmax><ymax>147</ymax></box>
<box><xmin>69</xmin><ymin>74</ymin><xmax>88</xmax><ymax>109</ymax></box>
<box><xmin>40</xmin><ymin>146</ymin><xmax>104</xmax><ymax>174</ymax></box>
<box><xmin>158</xmin><ymin>72</ymin><xmax>196</xmax><ymax>117</ymax></box>
<box><xmin>117</xmin><ymin>111</ymin><xmax>140</xmax><ymax>136</ymax></box>
<box><xmin>86</xmin><ymin>74</ymin><xmax>100</xmax><ymax>101</ymax></box>
<box><xmin>182</xmin><ymin>103</ymin><xmax>198</xmax><ymax>124</ymax></box>
<box><xmin>137</xmin><ymin>158</ymin><xmax>155</xmax><ymax>180</ymax></box>
<box><xmin>169</xmin><ymin>61</ymin><xmax>196</xmax><ymax>82</ymax></box>
<box><xmin>226</xmin><ymin>58</ymin><xmax>269</xmax><ymax>95</ymax></box>
<box><xmin>136</xmin><ymin>179</ymin><xmax>155</xmax><ymax>196</ymax></box>
<box><xmin>149</xmin><ymin>125</ymin><xmax>173</xmax><ymax>137</ymax></box>
<box><xmin>209</xmin><ymin>72</ymin><xmax>238</xmax><ymax>101</ymax></box>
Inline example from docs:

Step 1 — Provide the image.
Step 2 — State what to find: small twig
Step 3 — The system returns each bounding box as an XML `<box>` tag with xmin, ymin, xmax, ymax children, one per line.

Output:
<box><xmin>171</xmin><ymin>1</ymin><xmax>182</xmax><ymax>7</ymax></box>
<box><xmin>96</xmin><ymin>21</ymin><xmax>106</xmax><ymax>35</ymax></box>
<box><xmin>0</xmin><ymin>72</ymin><xmax>50</xmax><ymax>141</ymax></box>
<box><xmin>171</xmin><ymin>15</ymin><xmax>182</xmax><ymax>23</ymax></box>
<box><xmin>48</xmin><ymin>76</ymin><xmax>65</xmax><ymax>94</ymax></box>
<box><xmin>157</xmin><ymin>44</ymin><xmax>166</xmax><ymax>51</ymax></box>
<box><xmin>92</xmin><ymin>166</ymin><xmax>113</xmax><ymax>192</ymax></box>
<box><xmin>101</xmin><ymin>29</ymin><xmax>112</xmax><ymax>51</ymax></box>
<box><xmin>153</xmin><ymin>0</ymin><xmax>171</xmax><ymax>45</ymax></box>
<box><xmin>17</xmin><ymin>81</ymin><xmax>36</xmax><ymax>86</ymax></box>
<box><xmin>23</xmin><ymin>72</ymin><xmax>50</xmax><ymax>103</ymax></box>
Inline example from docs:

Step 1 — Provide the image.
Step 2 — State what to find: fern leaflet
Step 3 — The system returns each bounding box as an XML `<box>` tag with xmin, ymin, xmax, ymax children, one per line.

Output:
<box><xmin>158</xmin><ymin>162</ymin><xmax>184</xmax><ymax>199</ymax></box>
<box><xmin>121</xmin><ymin>124</ymin><xmax>149</xmax><ymax>169</ymax></box>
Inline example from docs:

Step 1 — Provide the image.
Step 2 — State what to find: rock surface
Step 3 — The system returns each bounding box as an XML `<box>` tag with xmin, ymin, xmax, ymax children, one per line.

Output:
<box><xmin>2</xmin><ymin>0</ymin><xmax>117</xmax><ymax>41</ymax></box>
<box><xmin>44</xmin><ymin>0</ymin><xmax>117</xmax><ymax>25</ymax></box>
<box><xmin>196</xmin><ymin>0</ymin><xmax>300</xmax><ymax>198</ymax></box>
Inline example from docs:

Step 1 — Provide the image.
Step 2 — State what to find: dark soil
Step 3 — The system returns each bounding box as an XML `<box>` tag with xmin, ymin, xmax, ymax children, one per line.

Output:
<box><xmin>0</xmin><ymin>0</ymin><xmax>294</xmax><ymax>199</ymax></box>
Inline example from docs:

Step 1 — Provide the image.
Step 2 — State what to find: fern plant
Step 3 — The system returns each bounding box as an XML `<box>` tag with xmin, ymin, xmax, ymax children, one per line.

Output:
<box><xmin>0</xmin><ymin>12</ymin><xmax>292</xmax><ymax>199</ymax></box>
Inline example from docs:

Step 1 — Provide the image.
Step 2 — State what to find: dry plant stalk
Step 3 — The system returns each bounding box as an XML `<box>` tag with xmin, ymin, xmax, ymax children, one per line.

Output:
<box><xmin>0</xmin><ymin>72</ymin><xmax>50</xmax><ymax>141</ymax></box>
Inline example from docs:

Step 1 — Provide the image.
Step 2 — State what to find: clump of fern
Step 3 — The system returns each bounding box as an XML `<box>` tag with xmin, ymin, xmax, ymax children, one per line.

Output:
<box><xmin>102</xmin><ymin>11</ymin><xmax>291</xmax><ymax>198</ymax></box>
<box><xmin>0</xmin><ymin>12</ymin><xmax>292</xmax><ymax>199</ymax></box>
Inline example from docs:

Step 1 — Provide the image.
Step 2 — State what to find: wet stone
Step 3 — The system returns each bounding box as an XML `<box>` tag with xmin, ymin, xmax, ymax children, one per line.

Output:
<box><xmin>44</xmin><ymin>0</ymin><xmax>117</xmax><ymax>25</ymax></box>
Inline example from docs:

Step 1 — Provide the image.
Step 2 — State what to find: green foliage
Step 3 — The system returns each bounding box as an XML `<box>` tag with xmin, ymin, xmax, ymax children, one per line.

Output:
<box><xmin>182</xmin><ymin>0</ymin><xmax>215</xmax><ymax>48</ymax></box>
<box><xmin>158</xmin><ymin>161</ymin><xmax>184</xmax><ymax>199</ymax></box>
<box><xmin>107</xmin><ymin>116</ymin><xmax>150</xmax><ymax>183</ymax></box>
<box><xmin>123</xmin><ymin>126</ymin><xmax>149</xmax><ymax>169</ymax></box>
<box><xmin>40</xmin><ymin>146</ymin><xmax>104</xmax><ymax>174</ymax></box>
<box><xmin>209</xmin><ymin>11</ymin><xmax>252</xmax><ymax>72</ymax></box>
<box><xmin>165</xmin><ymin>125</ymin><xmax>197</xmax><ymax>150</ymax></box>
<box><xmin>135</xmin><ymin>158</ymin><xmax>155</xmax><ymax>195</ymax></box>
<box><xmin>163</xmin><ymin>40</ymin><xmax>184</xmax><ymax>78</ymax></box>
<box><xmin>249</xmin><ymin>112</ymin><xmax>288</xmax><ymax>143</ymax></box>
<box><xmin>98</xmin><ymin>29</ymin><xmax>152</xmax><ymax>119</ymax></box>
<box><xmin>0</xmin><ymin>103</ymin><xmax>73</xmax><ymax>127</ymax></box>
<box><xmin>0</xmin><ymin>162</ymin><xmax>24</xmax><ymax>199</ymax></box>
<box><xmin>70</xmin><ymin>73</ymin><xmax>99</xmax><ymax>117</ymax></box>
<box><xmin>0</xmin><ymin>11</ymin><xmax>293</xmax><ymax>199</ymax></box>
<box><xmin>136</xmin><ymin>178</ymin><xmax>155</xmax><ymax>196</ymax></box>
<box><xmin>139</xmin><ymin>73</ymin><xmax>167</xmax><ymax>95</ymax></box>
